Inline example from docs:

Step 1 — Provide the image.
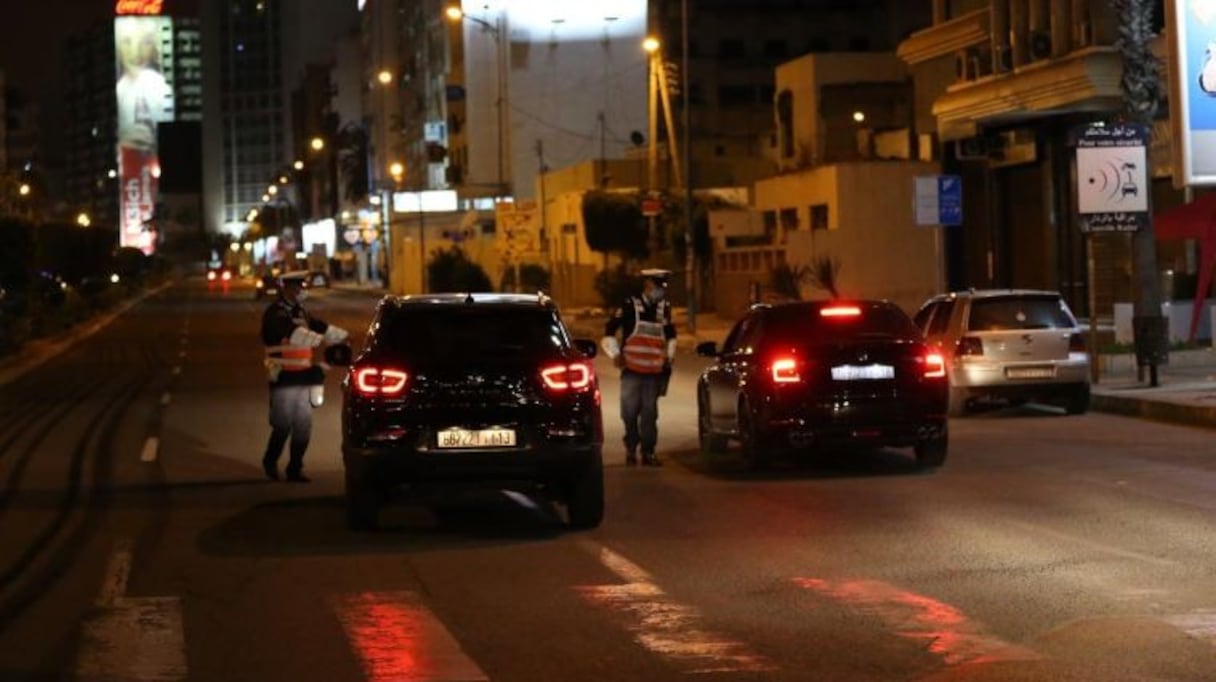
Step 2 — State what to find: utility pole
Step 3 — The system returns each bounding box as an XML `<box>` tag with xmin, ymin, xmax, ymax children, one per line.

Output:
<box><xmin>1114</xmin><ymin>0</ymin><xmax>1167</xmax><ymax>386</ymax></box>
<box><xmin>681</xmin><ymin>0</ymin><xmax>696</xmax><ymax>333</ymax></box>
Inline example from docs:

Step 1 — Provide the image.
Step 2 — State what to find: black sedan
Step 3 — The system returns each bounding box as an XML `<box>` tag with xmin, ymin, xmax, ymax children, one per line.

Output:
<box><xmin>696</xmin><ymin>300</ymin><xmax>949</xmax><ymax>470</ymax></box>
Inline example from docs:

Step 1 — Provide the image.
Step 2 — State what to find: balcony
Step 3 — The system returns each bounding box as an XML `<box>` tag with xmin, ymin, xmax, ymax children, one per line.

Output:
<box><xmin>931</xmin><ymin>46</ymin><xmax>1122</xmax><ymax>140</ymax></box>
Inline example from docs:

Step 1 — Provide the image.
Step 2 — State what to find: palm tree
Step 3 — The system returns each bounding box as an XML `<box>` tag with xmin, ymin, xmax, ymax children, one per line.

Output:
<box><xmin>1112</xmin><ymin>0</ymin><xmax>1168</xmax><ymax>385</ymax></box>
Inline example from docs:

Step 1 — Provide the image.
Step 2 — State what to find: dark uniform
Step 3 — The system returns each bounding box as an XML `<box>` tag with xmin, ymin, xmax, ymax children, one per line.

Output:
<box><xmin>602</xmin><ymin>271</ymin><xmax>677</xmax><ymax>466</ymax></box>
<box><xmin>260</xmin><ymin>275</ymin><xmax>330</xmax><ymax>481</ymax></box>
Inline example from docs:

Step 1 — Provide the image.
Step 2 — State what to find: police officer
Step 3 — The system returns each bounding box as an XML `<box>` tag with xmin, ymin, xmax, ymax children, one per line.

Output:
<box><xmin>260</xmin><ymin>271</ymin><xmax>345</xmax><ymax>482</ymax></box>
<box><xmin>601</xmin><ymin>269</ymin><xmax>678</xmax><ymax>466</ymax></box>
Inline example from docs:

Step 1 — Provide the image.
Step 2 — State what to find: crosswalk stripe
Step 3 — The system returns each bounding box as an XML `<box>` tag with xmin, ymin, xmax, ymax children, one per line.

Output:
<box><xmin>331</xmin><ymin>591</ymin><xmax>489</xmax><ymax>682</ymax></box>
<box><xmin>794</xmin><ymin>577</ymin><xmax>1039</xmax><ymax>666</ymax></box>
<box><xmin>576</xmin><ymin>544</ymin><xmax>776</xmax><ymax>674</ymax></box>
<box><xmin>77</xmin><ymin>541</ymin><xmax>187</xmax><ymax>681</ymax></box>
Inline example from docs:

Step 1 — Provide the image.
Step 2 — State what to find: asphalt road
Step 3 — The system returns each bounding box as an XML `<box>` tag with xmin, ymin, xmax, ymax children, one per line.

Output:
<box><xmin>1</xmin><ymin>279</ymin><xmax>1216</xmax><ymax>681</ymax></box>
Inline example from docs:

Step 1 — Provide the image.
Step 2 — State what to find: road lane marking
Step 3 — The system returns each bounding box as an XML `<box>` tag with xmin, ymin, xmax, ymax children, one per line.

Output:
<box><xmin>794</xmin><ymin>578</ymin><xmax>1039</xmax><ymax>666</ymax></box>
<box><xmin>1164</xmin><ymin>610</ymin><xmax>1216</xmax><ymax>645</ymax></box>
<box><xmin>139</xmin><ymin>437</ymin><xmax>159</xmax><ymax>463</ymax></box>
<box><xmin>95</xmin><ymin>539</ymin><xmax>132</xmax><ymax>607</ymax></box>
<box><xmin>331</xmin><ymin>591</ymin><xmax>488</xmax><ymax>682</ymax></box>
<box><xmin>160</xmin><ymin>392</ymin><xmax>171</xmax><ymax>406</ymax></box>
<box><xmin>77</xmin><ymin>541</ymin><xmax>187</xmax><ymax>681</ymax></box>
<box><xmin>576</xmin><ymin>543</ymin><xmax>776</xmax><ymax>674</ymax></box>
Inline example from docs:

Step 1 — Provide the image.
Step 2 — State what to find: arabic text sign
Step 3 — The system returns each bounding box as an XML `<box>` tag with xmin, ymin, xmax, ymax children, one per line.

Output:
<box><xmin>1074</xmin><ymin>123</ymin><xmax>1149</xmax><ymax>233</ymax></box>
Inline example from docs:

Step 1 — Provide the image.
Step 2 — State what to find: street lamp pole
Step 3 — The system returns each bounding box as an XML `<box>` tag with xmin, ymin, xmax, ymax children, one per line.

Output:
<box><xmin>681</xmin><ymin>0</ymin><xmax>696</xmax><ymax>333</ymax></box>
<box><xmin>447</xmin><ymin>5</ymin><xmax>508</xmax><ymax>197</ymax></box>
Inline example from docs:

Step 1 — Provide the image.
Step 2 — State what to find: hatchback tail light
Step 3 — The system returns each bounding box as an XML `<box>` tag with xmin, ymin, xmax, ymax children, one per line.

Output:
<box><xmin>541</xmin><ymin>362</ymin><xmax>594</xmax><ymax>392</ymax></box>
<box><xmin>221</xmin><ymin>270</ymin><xmax>232</xmax><ymax>281</ymax></box>
<box><xmin>207</xmin><ymin>271</ymin><xmax>216</xmax><ymax>281</ymax></box>
<box><xmin>770</xmin><ymin>356</ymin><xmax>803</xmax><ymax>384</ymax></box>
<box><xmin>353</xmin><ymin>367</ymin><xmax>409</xmax><ymax>397</ymax></box>
<box><xmin>1068</xmin><ymin>332</ymin><xmax>1085</xmax><ymax>353</ymax></box>
<box><xmin>956</xmin><ymin>336</ymin><xmax>983</xmax><ymax>357</ymax></box>
<box><xmin>922</xmin><ymin>352</ymin><xmax>946</xmax><ymax>378</ymax></box>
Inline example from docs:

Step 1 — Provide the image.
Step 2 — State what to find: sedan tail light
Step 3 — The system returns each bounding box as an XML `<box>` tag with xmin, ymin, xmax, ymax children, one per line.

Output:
<box><xmin>770</xmin><ymin>356</ymin><xmax>802</xmax><ymax>384</ymax></box>
<box><xmin>1069</xmin><ymin>332</ymin><xmax>1086</xmax><ymax>353</ymax></box>
<box><xmin>541</xmin><ymin>362</ymin><xmax>594</xmax><ymax>392</ymax></box>
<box><xmin>353</xmin><ymin>367</ymin><xmax>409</xmax><ymax>397</ymax></box>
<box><xmin>956</xmin><ymin>336</ymin><xmax>983</xmax><ymax>357</ymax></box>
<box><xmin>221</xmin><ymin>270</ymin><xmax>232</xmax><ymax>281</ymax></box>
<box><xmin>921</xmin><ymin>352</ymin><xmax>946</xmax><ymax>378</ymax></box>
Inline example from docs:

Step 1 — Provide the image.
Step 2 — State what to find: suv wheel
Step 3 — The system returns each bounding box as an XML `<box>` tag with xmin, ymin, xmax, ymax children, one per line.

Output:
<box><xmin>566</xmin><ymin>450</ymin><xmax>604</xmax><ymax>530</ymax></box>
<box><xmin>914</xmin><ymin>425</ymin><xmax>948</xmax><ymax>470</ymax></box>
<box><xmin>738</xmin><ymin>398</ymin><xmax>770</xmax><ymax>471</ymax></box>
<box><xmin>345</xmin><ymin>468</ymin><xmax>381</xmax><ymax>531</ymax></box>
<box><xmin>1064</xmin><ymin>383</ymin><xmax>1090</xmax><ymax>415</ymax></box>
<box><xmin>698</xmin><ymin>390</ymin><xmax>728</xmax><ymax>454</ymax></box>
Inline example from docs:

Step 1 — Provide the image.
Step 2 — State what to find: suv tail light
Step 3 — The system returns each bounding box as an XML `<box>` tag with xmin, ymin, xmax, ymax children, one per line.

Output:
<box><xmin>541</xmin><ymin>362</ymin><xmax>594</xmax><ymax>392</ymax></box>
<box><xmin>922</xmin><ymin>352</ymin><xmax>946</xmax><ymax>378</ymax></box>
<box><xmin>770</xmin><ymin>356</ymin><xmax>802</xmax><ymax>384</ymax></box>
<box><xmin>820</xmin><ymin>305</ymin><xmax>861</xmax><ymax>318</ymax></box>
<box><xmin>354</xmin><ymin>367</ymin><xmax>409</xmax><ymax>396</ymax></box>
<box><xmin>1068</xmin><ymin>332</ymin><xmax>1085</xmax><ymax>353</ymax></box>
<box><xmin>956</xmin><ymin>336</ymin><xmax>983</xmax><ymax>357</ymax></box>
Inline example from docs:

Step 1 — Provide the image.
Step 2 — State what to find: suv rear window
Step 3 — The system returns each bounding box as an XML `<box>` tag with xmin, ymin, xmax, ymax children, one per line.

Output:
<box><xmin>765</xmin><ymin>303</ymin><xmax>920</xmax><ymax>341</ymax></box>
<box><xmin>967</xmin><ymin>295</ymin><xmax>1074</xmax><ymax>331</ymax></box>
<box><xmin>375</xmin><ymin>307</ymin><xmax>570</xmax><ymax>360</ymax></box>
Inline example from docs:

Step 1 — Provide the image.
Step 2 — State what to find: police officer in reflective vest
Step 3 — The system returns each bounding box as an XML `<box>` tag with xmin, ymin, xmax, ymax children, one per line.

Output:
<box><xmin>260</xmin><ymin>272</ymin><xmax>346</xmax><ymax>482</ymax></box>
<box><xmin>601</xmin><ymin>269</ymin><xmax>678</xmax><ymax>466</ymax></box>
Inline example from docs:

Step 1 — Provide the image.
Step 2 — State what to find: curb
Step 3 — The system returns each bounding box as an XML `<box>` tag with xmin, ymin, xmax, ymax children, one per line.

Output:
<box><xmin>1090</xmin><ymin>391</ymin><xmax>1216</xmax><ymax>431</ymax></box>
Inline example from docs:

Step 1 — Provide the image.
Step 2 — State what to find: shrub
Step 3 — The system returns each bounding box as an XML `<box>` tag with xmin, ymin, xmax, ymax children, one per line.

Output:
<box><xmin>595</xmin><ymin>264</ymin><xmax>643</xmax><ymax>309</ymax></box>
<box><xmin>427</xmin><ymin>247</ymin><xmax>492</xmax><ymax>293</ymax></box>
<box><xmin>500</xmin><ymin>263</ymin><xmax>551</xmax><ymax>292</ymax></box>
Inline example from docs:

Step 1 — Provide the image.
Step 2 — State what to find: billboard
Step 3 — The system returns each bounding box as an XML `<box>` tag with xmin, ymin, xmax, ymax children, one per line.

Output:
<box><xmin>1167</xmin><ymin>0</ymin><xmax>1216</xmax><ymax>185</ymax></box>
<box><xmin>115</xmin><ymin>15</ymin><xmax>174</xmax><ymax>254</ymax></box>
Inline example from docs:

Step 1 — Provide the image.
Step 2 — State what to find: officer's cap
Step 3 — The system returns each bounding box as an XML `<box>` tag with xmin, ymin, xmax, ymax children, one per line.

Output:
<box><xmin>640</xmin><ymin>268</ymin><xmax>671</xmax><ymax>285</ymax></box>
<box><xmin>278</xmin><ymin>270</ymin><xmax>310</xmax><ymax>288</ymax></box>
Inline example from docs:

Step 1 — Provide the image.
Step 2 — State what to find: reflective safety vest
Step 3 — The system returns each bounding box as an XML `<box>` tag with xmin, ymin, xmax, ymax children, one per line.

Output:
<box><xmin>263</xmin><ymin>326</ymin><xmax>322</xmax><ymax>380</ymax></box>
<box><xmin>622</xmin><ymin>298</ymin><xmax>668</xmax><ymax>374</ymax></box>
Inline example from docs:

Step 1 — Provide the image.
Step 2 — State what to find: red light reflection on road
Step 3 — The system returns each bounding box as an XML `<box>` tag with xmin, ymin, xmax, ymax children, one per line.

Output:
<box><xmin>794</xmin><ymin>578</ymin><xmax>1038</xmax><ymax>666</ymax></box>
<box><xmin>331</xmin><ymin>592</ymin><xmax>487</xmax><ymax>682</ymax></box>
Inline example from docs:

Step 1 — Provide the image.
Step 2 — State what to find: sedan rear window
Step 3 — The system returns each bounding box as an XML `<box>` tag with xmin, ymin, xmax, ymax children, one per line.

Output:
<box><xmin>375</xmin><ymin>307</ymin><xmax>569</xmax><ymax>360</ymax></box>
<box><xmin>967</xmin><ymin>296</ymin><xmax>1074</xmax><ymax>331</ymax></box>
<box><xmin>765</xmin><ymin>303</ymin><xmax>921</xmax><ymax>341</ymax></box>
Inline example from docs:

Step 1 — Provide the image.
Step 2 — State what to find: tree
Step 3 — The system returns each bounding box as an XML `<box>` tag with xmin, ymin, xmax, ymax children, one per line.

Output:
<box><xmin>582</xmin><ymin>191</ymin><xmax>649</xmax><ymax>261</ymax></box>
<box><xmin>1113</xmin><ymin>0</ymin><xmax>1168</xmax><ymax>385</ymax></box>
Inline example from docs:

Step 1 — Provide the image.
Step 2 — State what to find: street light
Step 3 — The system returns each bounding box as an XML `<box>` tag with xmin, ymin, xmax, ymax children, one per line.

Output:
<box><xmin>310</xmin><ymin>137</ymin><xmax>325</xmax><ymax>152</ymax></box>
<box><xmin>76</xmin><ymin>212</ymin><xmax>91</xmax><ymax>228</ymax></box>
<box><xmin>18</xmin><ymin>183</ymin><xmax>30</xmax><ymax>197</ymax></box>
<box><xmin>642</xmin><ymin>36</ymin><xmax>660</xmax><ymax>53</ymax></box>
<box><xmin>267</xmin><ymin>185</ymin><xmax>279</xmax><ymax>196</ymax></box>
<box><xmin>389</xmin><ymin>162</ymin><xmax>405</xmax><ymax>182</ymax></box>
<box><xmin>293</xmin><ymin>160</ymin><xmax>304</xmax><ymax>171</ymax></box>
<box><xmin>446</xmin><ymin>4</ymin><xmax>508</xmax><ymax>196</ymax></box>
<box><xmin>377</xmin><ymin>69</ymin><xmax>393</xmax><ymax>85</ymax></box>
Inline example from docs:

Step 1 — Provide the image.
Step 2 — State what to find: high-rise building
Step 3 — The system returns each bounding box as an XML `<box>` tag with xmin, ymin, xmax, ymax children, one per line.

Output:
<box><xmin>64</xmin><ymin>24</ymin><xmax>119</xmax><ymax>227</ymax></box>
<box><xmin>203</xmin><ymin>0</ymin><xmax>288</xmax><ymax>236</ymax></box>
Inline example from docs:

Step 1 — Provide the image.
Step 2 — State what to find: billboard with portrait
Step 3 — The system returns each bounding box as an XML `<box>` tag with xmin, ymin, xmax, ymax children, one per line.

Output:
<box><xmin>114</xmin><ymin>15</ymin><xmax>174</xmax><ymax>254</ymax></box>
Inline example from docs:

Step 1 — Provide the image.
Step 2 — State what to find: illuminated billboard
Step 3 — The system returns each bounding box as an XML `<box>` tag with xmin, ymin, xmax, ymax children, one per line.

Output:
<box><xmin>115</xmin><ymin>15</ymin><xmax>174</xmax><ymax>253</ymax></box>
<box><xmin>115</xmin><ymin>0</ymin><xmax>164</xmax><ymax>15</ymax></box>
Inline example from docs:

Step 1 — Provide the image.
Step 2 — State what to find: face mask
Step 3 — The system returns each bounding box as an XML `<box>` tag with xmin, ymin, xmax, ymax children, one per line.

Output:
<box><xmin>295</xmin><ymin>290</ymin><xmax>308</xmax><ymax>302</ymax></box>
<box><xmin>646</xmin><ymin>288</ymin><xmax>666</xmax><ymax>304</ymax></box>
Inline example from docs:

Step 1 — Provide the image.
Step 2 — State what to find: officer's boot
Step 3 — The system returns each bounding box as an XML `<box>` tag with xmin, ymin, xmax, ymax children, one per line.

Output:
<box><xmin>641</xmin><ymin>451</ymin><xmax>662</xmax><ymax>467</ymax></box>
<box><xmin>625</xmin><ymin>446</ymin><xmax>638</xmax><ymax>467</ymax></box>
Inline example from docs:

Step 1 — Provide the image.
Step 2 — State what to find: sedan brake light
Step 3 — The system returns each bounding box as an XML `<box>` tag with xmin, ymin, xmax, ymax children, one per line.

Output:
<box><xmin>770</xmin><ymin>356</ymin><xmax>802</xmax><ymax>384</ymax></box>
<box><xmin>354</xmin><ymin>367</ymin><xmax>409</xmax><ymax>396</ymax></box>
<box><xmin>820</xmin><ymin>305</ymin><xmax>861</xmax><ymax>318</ymax></box>
<box><xmin>207</xmin><ymin>271</ymin><xmax>216</xmax><ymax>281</ymax></box>
<box><xmin>541</xmin><ymin>362</ymin><xmax>594</xmax><ymax>392</ymax></box>
<box><xmin>922</xmin><ymin>352</ymin><xmax>946</xmax><ymax>378</ymax></box>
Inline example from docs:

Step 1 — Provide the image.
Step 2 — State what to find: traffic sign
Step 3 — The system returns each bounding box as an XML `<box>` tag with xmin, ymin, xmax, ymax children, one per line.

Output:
<box><xmin>1074</xmin><ymin>123</ymin><xmax>1148</xmax><ymax>233</ymax></box>
<box><xmin>914</xmin><ymin>175</ymin><xmax>962</xmax><ymax>226</ymax></box>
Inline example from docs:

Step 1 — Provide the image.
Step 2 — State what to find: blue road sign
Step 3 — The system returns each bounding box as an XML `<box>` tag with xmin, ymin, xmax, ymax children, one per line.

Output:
<box><xmin>937</xmin><ymin>175</ymin><xmax>962</xmax><ymax>226</ymax></box>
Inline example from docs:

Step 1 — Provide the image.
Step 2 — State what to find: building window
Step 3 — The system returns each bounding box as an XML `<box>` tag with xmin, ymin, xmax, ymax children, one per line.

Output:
<box><xmin>763</xmin><ymin>40</ymin><xmax>788</xmax><ymax>60</ymax></box>
<box><xmin>807</xmin><ymin>36</ymin><xmax>831</xmax><ymax>53</ymax></box>
<box><xmin>810</xmin><ymin>204</ymin><xmax>829</xmax><ymax>231</ymax></box>
<box><xmin>848</xmin><ymin>36</ymin><xmax>871</xmax><ymax>51</ymax></box>
<box><xmin>718</xmin><ymin>85</ymin><xmax>753</xmax><ymax>107</ymax></box>
<box><xmin>780</xmin><ymin>208</ymin><xmax>799</xmax><ymax>234</ymax></box>
<box><xmin>718</xmin><ymin>39</ymin><xmax>746</xmax><ymax>60</ymax></box>
<box><xmin>762</xmin><ymin>210</ymin><xmax>777</xmax><ymax>243</ymax></box>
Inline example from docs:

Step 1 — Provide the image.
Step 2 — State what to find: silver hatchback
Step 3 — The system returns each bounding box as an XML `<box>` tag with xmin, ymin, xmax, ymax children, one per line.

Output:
<box><xmin>913</xmin><ymin>290</ymin><xmax>1091</xmax><ymax>416</ymax></box>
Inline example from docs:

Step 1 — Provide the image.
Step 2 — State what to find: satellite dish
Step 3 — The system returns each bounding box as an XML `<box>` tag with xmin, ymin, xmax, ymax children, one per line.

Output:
<box><xmin>630</xmin><ymin>131</ymin><xmax>645</xmax><ymax>146</ymax></box>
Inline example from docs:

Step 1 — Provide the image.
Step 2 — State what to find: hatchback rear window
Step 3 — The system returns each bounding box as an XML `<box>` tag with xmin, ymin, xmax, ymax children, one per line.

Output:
<box><xmin>967</xmin><ymin>295</ymin><xmax>1074</xmax><ymax>331</ymax></box>
<box><xmin>764</xmin><ymin>303</ymin><xmax>921</xmax><ymax>341</ymax></box>
<box><xmin>375</xmin><ymin>307</ymin><xmax>569</xmax><ymax>360</ymax></box>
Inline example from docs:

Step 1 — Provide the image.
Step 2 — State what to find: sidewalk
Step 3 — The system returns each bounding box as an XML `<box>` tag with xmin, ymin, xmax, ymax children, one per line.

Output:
<box><xmin>567</xmin><ymin>307</ymin><xmax>1216</xmax><ymax>432</ymax></box>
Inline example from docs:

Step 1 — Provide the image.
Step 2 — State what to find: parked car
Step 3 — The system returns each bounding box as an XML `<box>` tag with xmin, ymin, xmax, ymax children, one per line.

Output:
<box><xmin>913</xmin><ymin>289</ymin><xmax>1091</xmax><ymax>416</ymax></box>
<box><xmin>696</xmin><ymin>300</ymin><xmax>949</xmax><ymax>470</ymax></box>
<box><xmin>339</xmin><ymin>293</ymin><xmax>604</xmax><ymax>531</ymax></box>
<box><xmin>254</xmin><ymin>274</ymin><xmax>280</xmax><ymax>300</ymax></box>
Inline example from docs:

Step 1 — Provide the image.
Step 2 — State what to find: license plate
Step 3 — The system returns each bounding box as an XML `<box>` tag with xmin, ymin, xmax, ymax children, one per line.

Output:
<box><xmin>831</xmin><ymin>364</ymin><xmax>895</xmax><ymax>381</ymax></box>
<box><xmin>1006</xmin><ymin>367</ymin><xmax>1055</xmax><ymax>379</ymax></box>
<box><xmin>437</xmin><ymin>427</ymin><xmax>517</xmax><ymax>449</ymax></box>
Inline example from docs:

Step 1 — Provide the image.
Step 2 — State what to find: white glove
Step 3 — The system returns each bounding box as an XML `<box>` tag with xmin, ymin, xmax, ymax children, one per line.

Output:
<box><xmin>289</xmin><ymin>326</ymin><xmax>325</xmax><ymax>349</ymax></box>
<box><xmin>324</xmin><ymin>325</ymin><xmax>349</xmax><ymax>344</ymax></box>
<box><xmin>666</xmin><ymin>338</ymin><xmax>678</xmax><ymax>362</ymax></box>
<box><xmin>601</xmin><ymin>336</ymin><xmax>620</xmax><ymax>358</ymax></box>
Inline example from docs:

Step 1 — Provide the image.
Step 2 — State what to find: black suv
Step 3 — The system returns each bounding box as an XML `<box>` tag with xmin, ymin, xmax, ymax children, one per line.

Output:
<box><xmin>340</xmin><ymin>293</ymin><xmax>605</xmax><ymax>530</ymax></box>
